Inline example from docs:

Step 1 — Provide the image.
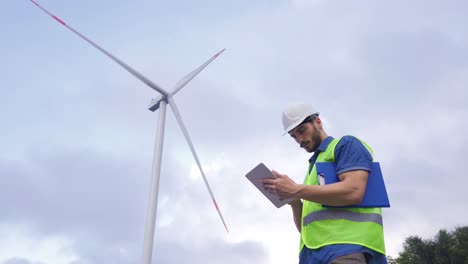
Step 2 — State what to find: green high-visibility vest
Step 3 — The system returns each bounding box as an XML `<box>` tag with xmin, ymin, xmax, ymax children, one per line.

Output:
<box><xmin>299</xmin><ymin>138</ymin><xmax>386</xmax><ymax>255</ymax></box>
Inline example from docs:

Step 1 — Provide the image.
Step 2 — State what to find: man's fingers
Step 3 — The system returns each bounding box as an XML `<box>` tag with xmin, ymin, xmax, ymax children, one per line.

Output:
<box><xmin>267</xmin><ymin>188</ymin><xmax>277</xmax><ymax>195</ymax></box>
<box><xmin>272</xmin><ymin>170</ymin><xmax>286</xmax><ymax>178</ymax></box>
<box><xmin>263</xmin><ymin>183</ymin><xmax>277</xmax><ymax>194</ymax></box>
<box><xmin>262</xmin><ymin>178</ymin><xmax>276</xmax><ymax>184</ymax></box>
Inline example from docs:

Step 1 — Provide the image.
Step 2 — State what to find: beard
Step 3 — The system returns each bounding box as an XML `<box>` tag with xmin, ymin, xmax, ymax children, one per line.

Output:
<box><xmin>301</xmin><ymin>126</ymin><xmax>322</xmax><ymax>153</ymax></box>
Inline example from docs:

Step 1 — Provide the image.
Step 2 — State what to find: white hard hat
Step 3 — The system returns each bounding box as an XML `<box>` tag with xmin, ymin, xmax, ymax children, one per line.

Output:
<box><xmin>281</xmin><ymin>103</ymin><xmax>319</xmax><ymax>135</ymax></box>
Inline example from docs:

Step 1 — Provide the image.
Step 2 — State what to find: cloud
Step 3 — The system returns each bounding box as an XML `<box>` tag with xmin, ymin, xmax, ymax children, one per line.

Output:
<box><xmin>3</xmin><ymin>258</ymin><xmax>42</xmax><ymax>264</ymax></box>
<box><xmin>0</xmin><ymin>144</ymin><xmax>270</xmax><ymax>264</ymax></box>
<box><xmin>2</xmin><ymin>0</ymin><xmax>468</xmax><ymax>262</ymax></box>
<box><xmin>153</xmin><ymin>239</ymin><xmax>268</xmax><ymax>264</ymax></box>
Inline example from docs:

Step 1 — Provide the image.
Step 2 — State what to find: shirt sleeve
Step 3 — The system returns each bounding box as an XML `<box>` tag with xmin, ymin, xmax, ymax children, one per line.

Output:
<box><xmin>334</xmin><ymin>135</ymin><xmax>373</xmax><ymax>175</ymax></box>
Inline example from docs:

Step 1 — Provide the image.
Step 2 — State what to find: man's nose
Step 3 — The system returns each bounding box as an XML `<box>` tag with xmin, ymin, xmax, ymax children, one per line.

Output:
<box><xmin>295</xmin><ymin>136</ymin><xmax>303</xmax><ymax>145</ymax></box>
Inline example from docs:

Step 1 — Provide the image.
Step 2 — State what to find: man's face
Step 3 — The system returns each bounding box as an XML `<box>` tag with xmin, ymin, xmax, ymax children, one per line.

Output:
<box><xmin>288</xmin><ymin>120</ymin><xmax>322</xmax><ymax>153</ymax></box>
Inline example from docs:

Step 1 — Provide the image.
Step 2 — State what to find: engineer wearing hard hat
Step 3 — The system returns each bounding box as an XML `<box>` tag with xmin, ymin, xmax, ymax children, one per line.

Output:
<box><xmin>262</xmin><ymin>103</ymin><xmax>387</xmax><ymax>264</ymax></box>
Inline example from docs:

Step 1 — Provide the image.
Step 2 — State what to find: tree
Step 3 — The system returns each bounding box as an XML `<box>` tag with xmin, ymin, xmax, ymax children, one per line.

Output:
<box><xmin>390</xmin><ymin>226</ymin><xmax>468</xmax><ymax>264</ymax></box>
<box><xmin>451</xmin><ymin>226</ymin><xmax>468</xmax><ymax>264</ymax></box>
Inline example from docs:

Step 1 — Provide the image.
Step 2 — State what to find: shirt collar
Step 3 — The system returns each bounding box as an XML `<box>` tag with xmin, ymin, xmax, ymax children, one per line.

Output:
<box><xmin>308</xmin><ymin>136</ymin><xmax>334</xmax><ymax>162</ymax></box>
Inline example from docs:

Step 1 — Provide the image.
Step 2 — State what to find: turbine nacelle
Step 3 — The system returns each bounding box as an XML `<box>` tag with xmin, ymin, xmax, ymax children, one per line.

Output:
<box><xmin>148</xmin><ymin>96</ymin><xmax>165</xmax><ymax>112</ymax></box>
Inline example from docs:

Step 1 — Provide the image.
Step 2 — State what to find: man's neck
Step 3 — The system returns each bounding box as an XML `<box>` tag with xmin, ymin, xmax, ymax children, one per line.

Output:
<box><xmin>320</xmin><ymin>132</ymin><xmax>329</xmax><ymax>142</ymax></box>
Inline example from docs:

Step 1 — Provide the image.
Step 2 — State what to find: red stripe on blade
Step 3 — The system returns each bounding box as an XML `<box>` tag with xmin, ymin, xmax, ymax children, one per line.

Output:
<box><xmin>213</xmin><ymin>199</ymin><xmax>220</xmax><ymax>210</ymax></box>
<box><xmin>213</xmin><ymin>49</ymin><xmax>225</xmax><ymax>58</ymax></box>
<box><xmin>53</xmin><ymin>15</ymin><xmax>66</xmax><ymax>25</ymax></box>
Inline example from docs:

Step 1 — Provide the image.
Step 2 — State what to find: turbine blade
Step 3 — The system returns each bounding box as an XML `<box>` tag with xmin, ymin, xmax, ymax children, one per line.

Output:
<box><xmin>30</xmin><ymin>0</ymin><xmax>168</xmax><ymax>97</ymax></box>
<box><xmin>171</xmin><ymin>49</ymin><xmax>226</xmax><ymax>96</ymax></box>
<box><xmin>168</xmin><ymin>97</ymin><xmax>229</xmax><ymax>232</ymax></box>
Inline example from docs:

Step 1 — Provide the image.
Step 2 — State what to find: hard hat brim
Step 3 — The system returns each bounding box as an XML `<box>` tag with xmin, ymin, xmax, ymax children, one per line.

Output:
<box><xmin>282</xmin><ymin>120</ymin><xmax>304</xmax><ymax>136</ymax></box>
<box><xmin>282</xmin><ymin>112</ymin><xmax>319</xmax><ymax>136</ymax></box>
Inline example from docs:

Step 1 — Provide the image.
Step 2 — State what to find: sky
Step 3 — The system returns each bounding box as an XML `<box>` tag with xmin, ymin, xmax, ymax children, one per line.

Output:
<box><xmin>1</xmin><ymin>0</ymin><xmax>467</xmax><ymax>263</ymax></box>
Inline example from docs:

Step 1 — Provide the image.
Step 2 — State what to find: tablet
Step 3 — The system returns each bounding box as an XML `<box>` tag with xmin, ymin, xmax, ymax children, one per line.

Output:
<box><xmin>245</xmin><ymin>163</ymin><xmax>295</xmax><ymax>208</ymax></box>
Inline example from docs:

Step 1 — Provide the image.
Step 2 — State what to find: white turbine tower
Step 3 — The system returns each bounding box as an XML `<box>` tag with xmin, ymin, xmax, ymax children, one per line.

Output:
<box><xmin>30</xmin><ymin>1</ymin><xmax>229</xmax><ymax>263</ymax></box>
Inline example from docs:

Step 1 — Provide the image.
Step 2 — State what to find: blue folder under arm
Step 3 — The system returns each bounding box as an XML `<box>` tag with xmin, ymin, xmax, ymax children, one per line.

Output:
<box><xmin>315</xmin><ymin>162</ymin><xmax>390</xmax><ymax>208</ymax></box>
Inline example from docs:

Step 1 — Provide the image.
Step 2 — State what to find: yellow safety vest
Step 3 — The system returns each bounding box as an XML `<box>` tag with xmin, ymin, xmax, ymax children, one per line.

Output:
<box><xmin>299</xmin><ymin>138</ymin><xmax>386</xmax><ymax>255</ymax></box>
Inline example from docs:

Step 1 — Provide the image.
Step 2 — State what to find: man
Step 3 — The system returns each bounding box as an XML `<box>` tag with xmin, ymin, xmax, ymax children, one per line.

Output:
<box><xmin>262</xmin><ymin>103</ymin><xmax>387</xmax><ymax>264</ymax></box>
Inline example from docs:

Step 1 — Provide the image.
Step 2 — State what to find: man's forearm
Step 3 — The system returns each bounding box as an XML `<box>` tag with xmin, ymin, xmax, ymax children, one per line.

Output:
<box><xmin>294</xmin><ymin>182</ymin><xmax>363</xmax><ymax>206</ymax></box>
<box><xmin>292</xmin><ymin>171</ymin><xmax>368</xmax><ymax>206</ymax></box>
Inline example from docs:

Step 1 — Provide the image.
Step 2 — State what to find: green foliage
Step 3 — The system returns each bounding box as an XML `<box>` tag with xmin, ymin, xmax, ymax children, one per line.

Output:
<box><xmin>390</xmin><ymin>226</ymin><xmax>468</xmax><ymax>264</ymax></box>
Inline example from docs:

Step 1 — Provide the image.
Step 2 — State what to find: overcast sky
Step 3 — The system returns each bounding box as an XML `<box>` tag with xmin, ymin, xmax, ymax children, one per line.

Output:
<box><xmin>1</xmin><ymin>0</ymin><xmax>467</xmax><ymax>263</ymax></box>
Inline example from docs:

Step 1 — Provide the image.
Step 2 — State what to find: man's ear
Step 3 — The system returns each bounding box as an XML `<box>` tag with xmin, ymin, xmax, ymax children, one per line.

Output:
<box><xmin>314</xmin><ymin>117</ymin><xmax>323</xmax><ymax>129</ymax></box>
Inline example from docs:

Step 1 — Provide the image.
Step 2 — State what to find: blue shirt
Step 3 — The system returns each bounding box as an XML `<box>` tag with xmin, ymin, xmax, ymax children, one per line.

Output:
<box><xmin>300</xmin><ymin>136</ymin><xmax>387</xmax><ymax>264</ymax></box>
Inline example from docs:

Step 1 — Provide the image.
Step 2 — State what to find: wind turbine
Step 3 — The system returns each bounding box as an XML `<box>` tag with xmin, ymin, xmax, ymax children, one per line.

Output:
<box><xmin>29</xmin><ymin>1</ymin><xmax>229</xmax><ymax>263</ymax></box>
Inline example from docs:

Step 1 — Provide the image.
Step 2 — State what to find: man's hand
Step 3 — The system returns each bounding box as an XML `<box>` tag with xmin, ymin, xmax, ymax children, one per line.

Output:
<box><xmin>262</xmin><ymin>170</ymin><xmax>301</xmax><ymax>199</ymax></box>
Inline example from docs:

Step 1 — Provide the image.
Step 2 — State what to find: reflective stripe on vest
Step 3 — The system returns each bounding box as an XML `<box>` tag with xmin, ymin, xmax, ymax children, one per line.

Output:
<box><xmin>303</xmin><ymin>209</ymin><xmax>383</xmax><ymax>226</ymax></box>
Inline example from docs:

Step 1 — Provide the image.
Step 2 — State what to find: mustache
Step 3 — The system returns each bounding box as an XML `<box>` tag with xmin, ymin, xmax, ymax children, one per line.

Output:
<box><xmin>300</xmin><ymin>141</ymin><xmax>311</xmax><ymax>148</ymax></box>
